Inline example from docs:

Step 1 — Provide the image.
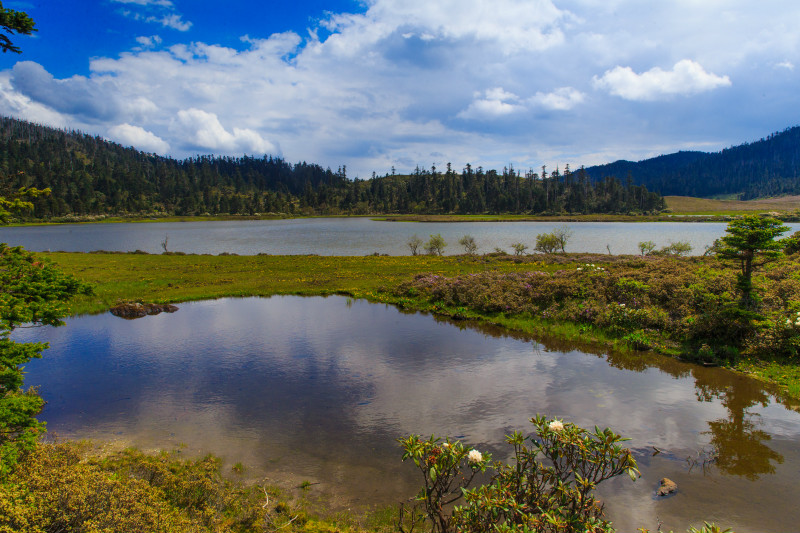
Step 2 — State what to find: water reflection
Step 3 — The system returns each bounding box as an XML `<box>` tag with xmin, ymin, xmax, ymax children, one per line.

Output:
<box><xmin>694</xmin><ymin>373</ymin><xmax>784</xmax><ymax>479</ymax></box>
<box><xmin>15</xmin><ymin>296</ymin><xmax>800</xmax><ymax>533</ymax></box>
<box><xmin>461</xmin><ymin>321</ymin><xmax>788</xmax><ymax>479</ymax></box>
<box><xmin>603</xmin><ymin>344</ymin><xmax>786</xmax><ymax>480</ymax></box>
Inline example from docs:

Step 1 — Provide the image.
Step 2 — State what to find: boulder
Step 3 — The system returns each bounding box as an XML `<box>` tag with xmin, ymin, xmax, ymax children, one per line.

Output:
<box><xmin>657</xmin><ymin>478</ymin><xmax>678</xmax><ymax>497</ymax></box>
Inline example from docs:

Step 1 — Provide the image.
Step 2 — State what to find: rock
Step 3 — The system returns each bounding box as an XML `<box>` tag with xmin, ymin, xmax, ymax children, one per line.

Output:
<box><xmin>110</xmin><ymin>302</ymin><xmax>147</xmax><ymax>319</ymax></box>
<box><xmin>143</xmin><ymin>303</ymin><xmax>179</xmax><ymax>315</ymax></box>
<box><xmin>657</xmin><ymin>478</ymin><xmax>678</xmax><ymax>497</ymax></box>
<box><xmin>110</xmin><ymin>302</ymin><xmax>178</xmax><ymax>319</ymax></box>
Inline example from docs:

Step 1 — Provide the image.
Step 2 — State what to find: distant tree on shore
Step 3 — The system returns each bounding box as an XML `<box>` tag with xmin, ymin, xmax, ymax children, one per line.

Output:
<box><xmin>717</xmin><ymin>215</ymin><xmax>789</xmax><ymax>306</ymax></box>
<box><xmin>424</xmin><ymin>234</ymin><xmax>446</xmax><ymax>256</ymax></box>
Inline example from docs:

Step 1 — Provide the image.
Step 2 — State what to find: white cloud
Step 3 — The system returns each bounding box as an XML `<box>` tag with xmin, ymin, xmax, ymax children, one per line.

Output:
<box><xmin>458</xmin><ymin>87</ymin><xmax>525</xmax><ymax>119</ymax></box>
<box><xmin>776</xmin><ymin>61</ymin><xmax>795</xmax><ymax>70</ymax></box>
<box><xmin>593</xmin><ymin>60</ymin><xmax>732</xmax><ymax>101</ymax></box>
<box><xmin>529</xmin><ymin>87</ymin><xmax>585</xmax><ymax>110</ymax></box>
<box><xmin>111</xmin><ymin>0</ymin><xmax>174</xmax><ymax>6</ymax></box>
<box><xmin>115</xmin><ymin>0</ymin><xmax>192</xmax><ymax>32</ymax></box>
<box><xmin>10</xmin><ymin>61</ymin><xmax>124</xmax><ymax>120</ymax></box>
<box><xmin>135</xmin><ymin>35</ymin><xmax>163</xmax><ymax>48</ymax></box>
<box><xmin>149</xmin><ymin>14</ymin><xmax>192</xmax><ymax>32</ymax></box>
<box><xmin>172</xmin><ymin>108</ymin><xmax>276</xmax><ymax>155</ymax></box>
<box><xmin>325</xmin><ymin>0</ymin><xmax>571</xmax><ymax>55</ymax></box>
<box><xmin>107</xmin><ymin>123</ymin><xmax>170</xmax><ymax>153</ymax></box>
<box><xmin>0</xmin><ymin>72</ymin><xmax>70</xmax><ymax>128</ymax></box>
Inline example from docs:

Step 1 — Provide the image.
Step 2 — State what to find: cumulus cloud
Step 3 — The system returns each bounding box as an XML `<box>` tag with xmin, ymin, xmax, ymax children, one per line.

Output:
<box><xmin>529</xmin><ymin>87</ymin><xmax>585</xmax><ymax>111</ymax></box>
<box><xmin>776</xmin><ymin>61</ymin><xmax>794</xmax><ymax>70</ymax></box>
<box><xmin>10</xmin><ymin>61</ymin><xmax>122</xmax><ymax>121</ymax></box>
<box><xmin>325</xmin><ymin>0</ymin><xmax>571</xmax><ymax>55</ymax></box>
<box><xmin>172</xmin><ymin>108</ymin><xmax>276</xmax><ymax>155</ymax></box>
<box><xmin>592</xmin><ymin>60</ymin><xmax>732</xmax><ymax>101</ymax></box>
<box><xmin>0</xmin><ymin>72</ymin><xmax>70</xmax><ymax>127</ymax></box>
<box><xmin>107</xmin><ymin>123</ymin><xmax>170</xmax><ymax>153</ymax></box>
<box><xmin>458</xmin><ymin>88</ymin><xmax>525</xmax><ymax>119</ymax></box>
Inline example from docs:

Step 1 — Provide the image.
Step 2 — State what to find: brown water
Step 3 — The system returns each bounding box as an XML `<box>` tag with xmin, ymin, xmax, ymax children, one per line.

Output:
<box><xmin>18</xmin><ymin>296</ymin><xmax>800</xmax><ymax>532</ymax></box>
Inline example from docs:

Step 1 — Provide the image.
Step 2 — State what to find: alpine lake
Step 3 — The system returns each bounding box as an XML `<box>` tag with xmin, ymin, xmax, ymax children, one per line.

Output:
<box><xmin>8</xmin><ymin>219</ymin><xmax>800</xmax><ymax>533</ymax></box>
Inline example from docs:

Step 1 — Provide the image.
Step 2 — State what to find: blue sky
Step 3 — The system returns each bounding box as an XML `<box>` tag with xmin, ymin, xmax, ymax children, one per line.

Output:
<box><xmin>1</xmin><ymin>0</ymin><xmax>799</xmax><ymax>177</ymax></box>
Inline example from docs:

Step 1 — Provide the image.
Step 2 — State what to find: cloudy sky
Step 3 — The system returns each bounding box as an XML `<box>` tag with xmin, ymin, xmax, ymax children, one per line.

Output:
<box><xmin>1</xmin><ymin>1</ymin><xmax>799</xmax><ymax>177</ymax></box>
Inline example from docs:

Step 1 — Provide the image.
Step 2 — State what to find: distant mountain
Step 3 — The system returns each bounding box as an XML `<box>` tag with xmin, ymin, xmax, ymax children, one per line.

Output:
<box><xmin>583</xmin><ymin>127</ymin><xmax>800</xmax><ymax>199</ymax></box>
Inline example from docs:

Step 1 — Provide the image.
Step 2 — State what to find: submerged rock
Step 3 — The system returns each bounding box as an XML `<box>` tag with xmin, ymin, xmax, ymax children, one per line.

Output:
<box><xmin>110</xmin><ymin>302</ymin><xmax>179</xmax><ymax>319</ymax></box>
<box><xmin>657</xmin><ymin>477</ymin><xmax>678</xmax><ymax>497</ymax></box>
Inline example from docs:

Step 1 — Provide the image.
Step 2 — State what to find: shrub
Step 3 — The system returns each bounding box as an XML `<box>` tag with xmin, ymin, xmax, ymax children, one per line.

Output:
<box><xmin>638</xmin><ymin>241</ymin><xmax>656</xmax><ymax>255</ymax></box>
<box><xmin>396</xmin><ymin>254</ymin><xmax>800</xmax><ymax>364</ymax></box>
<box><xmin>657</xmin><ymin>241</ymin><xmax>693</xmax><ymax>256</ymax></box>
<box><xmin>399</xmin><ymin>416</ymin><xmax>638</xmax><ymax>533</ymax></box>
<box><xmin>0</xmin><ymin>443</ymin><xmax>276</xmax><ymax>533</ymax></box>
<box><xmin>424</xmin><ymin>234</ymin><xmax>447</xmax><ymax>256</ymax></box>
<box><xmin>782</xmin><ymin>230</ymin><xmax>800</xmax><ymax>255</ymax></box>
<box><xmin>458</xmin><ymin>235</ymin><xmax>478</xmax><ymax>255</ymax></box>
<box><xmin>0</xmin><ymin>443</ymin><xmax>197</xmax><ymax>533</ymax></box>
<box><xmin>534</xmin><ymin>233</ymin><xmax>561</xmax><ymax>254</ymax></box>
<box><xmin>553</xmin><ymin>224</ymin><xmax>572</xmax><ymax>253</ymax></box>
<box><xmin>408</xmin><ymin>234</ymin><xmax>423</xmax><ymax>256</ymax></box>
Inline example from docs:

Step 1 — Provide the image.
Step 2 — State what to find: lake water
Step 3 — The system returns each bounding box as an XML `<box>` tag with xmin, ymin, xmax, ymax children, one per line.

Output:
<box><xmin>16</xmin><ymin>296</ymin><xmax>800</xmax><ymax>533</ymax></box>
<box><xmin>3</xmin><ymin>218</ymin><xmax>798</xmax><ymax>255</ymax></box>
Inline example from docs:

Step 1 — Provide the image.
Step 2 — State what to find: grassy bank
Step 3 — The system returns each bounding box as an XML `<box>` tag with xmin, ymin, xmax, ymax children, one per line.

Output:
<box><xmin>43</xmin><ymin>251</ymin><xmax>800</xmax><ymax>399</ymax></box>
<box><xmin>45</xmin><ymin>252</ymin><xmax>544</xmax><ymax>315</ymax></box>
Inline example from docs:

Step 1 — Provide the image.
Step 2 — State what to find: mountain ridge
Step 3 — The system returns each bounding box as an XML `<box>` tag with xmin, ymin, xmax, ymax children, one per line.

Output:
<box><xmin>582</xmin><ymin>127</ymin><xmax>800</xmax><ymax>199</ymax></box>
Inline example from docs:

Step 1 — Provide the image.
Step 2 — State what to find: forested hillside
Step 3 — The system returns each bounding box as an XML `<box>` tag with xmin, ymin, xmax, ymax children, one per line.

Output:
<box><xmin>584</xmin><ymin>126</ymin><xmax>800</xmax><ymax>199</ymax></box>
<box><xmin>0</xmin><ymin>116</ymin><xmax>663</xmax><ymax>218</ymax></box>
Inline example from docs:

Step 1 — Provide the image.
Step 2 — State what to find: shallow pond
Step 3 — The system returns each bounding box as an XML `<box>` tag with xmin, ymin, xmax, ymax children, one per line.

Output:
<box><xmin>4</xmin><ymin>218</ymin><xmax>798</xmax><ymax>255</ymax></box>
<box><xmin>17</xmin><ymin>296</ymin><xmax>800</xmax><ymax>532</ymax></box>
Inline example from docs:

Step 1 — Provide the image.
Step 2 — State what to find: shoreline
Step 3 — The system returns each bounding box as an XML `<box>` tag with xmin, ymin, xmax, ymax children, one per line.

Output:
<box><xmin>6</xmin><ymin>212</ymin><xmax>797</xmax><ymax>226</ymax></box>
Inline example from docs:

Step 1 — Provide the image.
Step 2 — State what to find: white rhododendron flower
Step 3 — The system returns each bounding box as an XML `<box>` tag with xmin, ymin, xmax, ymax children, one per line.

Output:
<box><xmin>467</xmin><ymin>449</ymin><xmax>483</xmax><ymax>463</ymax></box>
<box><xmin>549</xmin><ymin>419</ymin><xmax>564</xmax><ymax>432</ymax></box>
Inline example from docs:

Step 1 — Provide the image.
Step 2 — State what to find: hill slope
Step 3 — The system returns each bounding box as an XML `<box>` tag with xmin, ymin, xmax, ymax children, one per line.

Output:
<box><xmin>583</xmin><ymin>127</ymin><xmax>800</xmax><ymax>199</ymax></box>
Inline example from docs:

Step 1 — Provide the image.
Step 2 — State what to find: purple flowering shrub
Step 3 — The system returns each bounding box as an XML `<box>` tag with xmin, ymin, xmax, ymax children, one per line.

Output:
<box><xmin>395</xmin><ymin>256</ymin><xmax>800</xmax><ymax>362</ymax></box>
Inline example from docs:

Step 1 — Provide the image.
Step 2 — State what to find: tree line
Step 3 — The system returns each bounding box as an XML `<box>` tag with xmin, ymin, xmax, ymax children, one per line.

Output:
<box><xmin>0</xmin><ymin>116</ymin><xmax>664</xmax><ymax>218</ymax></box>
